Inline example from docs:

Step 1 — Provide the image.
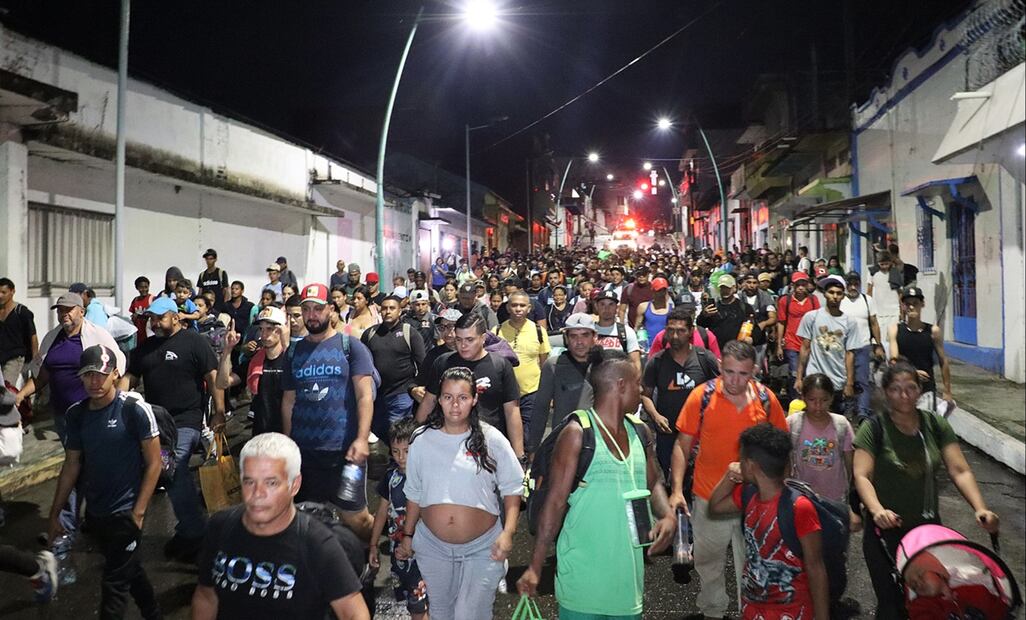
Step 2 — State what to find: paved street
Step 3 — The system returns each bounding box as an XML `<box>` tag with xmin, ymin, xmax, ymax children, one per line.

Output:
<box><xmin>0</xmin><ymin>413</ymin><xmax>1022</xmax><ymax>619</ymax></box>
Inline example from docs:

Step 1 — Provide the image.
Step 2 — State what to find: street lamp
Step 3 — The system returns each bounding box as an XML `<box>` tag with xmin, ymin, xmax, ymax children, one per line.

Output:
<box><xmin>554</xmin><ymin>153</ymin><xmax>599</xmax><ymax>248</ymax></box>
<box><xmin>606</xmin><ymin>173</ymin><xmax>614</xmax><ymax>181</ymax></box>
<box><xmin>587</xmin><ymin>152</ymin><xmax>600</xmax><ymax>163</ymax></box>
<box><xmin>374</xmin><ymin>2</ymin><xmax>499</xmax><ymax>277</ymax></box>
<box><xmin>632</xmin><ymin>189</ymin><xmax>644</xmax><ymax>201</ymax></box>
<box><xmin>642</xmin><ymin>161</ymin><xmax>653</xmax><ymax>171</ymax></box>
<box><xmin>466</xmin><ymin>115</ymin><xmax>508</xmax><ymax>259</ymax></box>
<box><xmin>657</xmin><ymin>116</ymin><xmax>728</xmax><ymax>252</ymax></box>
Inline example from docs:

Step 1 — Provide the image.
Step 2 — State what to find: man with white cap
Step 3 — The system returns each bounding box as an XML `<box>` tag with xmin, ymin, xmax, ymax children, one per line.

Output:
<box><xmin>216</xmin><ymin>306</ymin><xmax>289</xmax><ymax>435</ymax></box>
<box><xmin>403</xmin><ymin>289</ymin><xmax>436</xmax><ymax>346</ymax></box>
<box><xmin>698</xmin><ymin>273</ymin><xmax>762</xmax><ymax>352</ymax></box>
<box><xmin>528</xmin><ymin>312</ymin><xmax>598</xmax><ymax>454</ymax></box>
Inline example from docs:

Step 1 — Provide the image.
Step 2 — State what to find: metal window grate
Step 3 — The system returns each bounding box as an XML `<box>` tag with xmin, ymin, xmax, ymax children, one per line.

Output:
<box><xmin>28</xmin><ymin>203</ymin><xmax>115</xmax><ymax>294</ymax></box>
<box><xmin>916</xmin><ymin>204</ymin><xmax>936</xmax><ymax>272</ymax></box>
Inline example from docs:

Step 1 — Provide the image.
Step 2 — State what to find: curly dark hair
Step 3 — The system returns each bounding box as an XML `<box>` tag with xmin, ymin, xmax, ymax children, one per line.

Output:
<box><xmin>414</xmin><ymin>366</ymin><xmax>496</xmax><ymax>473</ymax></box>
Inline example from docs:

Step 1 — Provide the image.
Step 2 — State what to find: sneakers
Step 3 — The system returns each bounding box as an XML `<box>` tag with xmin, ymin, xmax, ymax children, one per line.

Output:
<box><xmin>164</xmin><ymin>534</ymin><xmax>204</xmax><ymax>562</ymax></box>
<box><xmin>368</xmin><ymin>432</ymin><xmax>380</xmax><ymax>445</ymax></box>
<box><xmin>30</xmin><ymin>550</ymin><xmax>58</xmax><ymax>603</ymax></box>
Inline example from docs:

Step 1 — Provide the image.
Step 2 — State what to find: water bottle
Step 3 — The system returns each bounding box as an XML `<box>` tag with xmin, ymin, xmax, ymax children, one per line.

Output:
<box><xmin>337</xmin><ymin>463</ymin><xmax>364</xmax><ymax>504</ymax></box>
<box><xmin>671</xmin><ymin>509</ymin><xmax>693</xmax><ymax>584</ymax></box>
<box><xmin>52</xmin><ymin>533</ymin><xmax>77</xmax><ymax>586</ymax></box>
<box><xmin>636</xmin><ymin>327</ymin><xmax>649</xmax><ymax>355</ymax></box>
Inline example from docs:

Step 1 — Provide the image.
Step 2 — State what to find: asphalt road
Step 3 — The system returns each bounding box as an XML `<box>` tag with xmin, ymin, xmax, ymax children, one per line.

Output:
<box><xmin>0</xmin><ymin>414</ymin><xmax>1022</xmax><ymax>619</ymax></box>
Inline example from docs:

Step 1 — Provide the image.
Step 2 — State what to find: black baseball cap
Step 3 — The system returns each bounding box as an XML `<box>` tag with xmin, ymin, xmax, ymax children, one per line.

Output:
<box><xmin>594</xmin><ymin>290</ymin><xmax>619</xmax><ymax>304</ymax></box>
<box><xmin>203</xmin><ymin>248</ymin><xmax>217</xmax><ymax>259</ymax></box>
<box><xmin>78</xmin><ymin>344</ymin><xmax>118</xmax><ymax>376</ymax></box>
<box><xmin>901</xmin><ymin>285</ymin><xmax>925</xmax><ymax>301</ymax></box>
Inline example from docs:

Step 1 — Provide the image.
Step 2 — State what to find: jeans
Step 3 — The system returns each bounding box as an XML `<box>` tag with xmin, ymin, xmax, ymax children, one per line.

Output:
<box><xmin>655</xmin><ymin>431</ymin><xmax>677</xmax><ymax>480</ymax></box>
<box><xmin>753</xmin><ymin>343</ymin><xmax>767</xmax><ymax>378</ymax></box>
<box><xmin>784</xmin><ymin>349</ymin><xmax>801</xmax><ymax>401</ymax></box>
<box><xmin>167</xmin><ymin>427</ymin><xmax>207</xmax><ymax>539</ymax></box>
<box><xmin>412</xmin><ymin>520</ymin><xmax>505</xmax><ymax>620</ymax></box>
<box><xmin>852</xmin><ymin>346</ymin><xmax>873</xmax><ymax>421</ymax></box>
<box><xmin>89</xmin><ymin>511</ymin><xmax>160</xmax><ymax>620</ymax></box>
<box><xmin>519</xmin><ymin>392</ymin><xmax>536</xmax><ymax>443</ymax></box>
<box><xmin>692</xmin><ymin>497</ymin><xmax>744</xmax><ymax>618</ymax></box>
<box><xmin>372</xmin><ymin>392</ymin><xmax>415</xmax><ymax>442</ymax></box>
<box><xmin>296</xmin><ymin>448</ymin><xmax>368</xmax><ymax>512</ymax></box>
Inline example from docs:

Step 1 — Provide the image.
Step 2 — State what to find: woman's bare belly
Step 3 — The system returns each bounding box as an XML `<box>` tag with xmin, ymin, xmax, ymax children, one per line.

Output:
<box><xmin>422</xmin><ymin>504</ymin><xmax>497</xmax><ymax>544</ymax></box>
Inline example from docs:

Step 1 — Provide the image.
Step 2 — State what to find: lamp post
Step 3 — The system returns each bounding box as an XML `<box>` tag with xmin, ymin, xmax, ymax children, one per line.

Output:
<box><xmin>554</xmin><ymin>152</ymin><xmax>599</xmax><ymax>248</ymax></box>
<box><xmin>466</xmin><ymin>115</ymin><xmax>507</xmax><ymax>261</ymax></box>
<box><xmin>114</xmin><ymin>0</ymin><xmax>130</xmax><ymax>311</ymax></box>
<box><xmin>374</xmin><ymin>1</ymin><xmax>497</xmax><ymax>277</ymax></box>
<box><xmin>657</xmin><ymin>117</ymin><xmax>728</xmax><ymax>251</ymax></box>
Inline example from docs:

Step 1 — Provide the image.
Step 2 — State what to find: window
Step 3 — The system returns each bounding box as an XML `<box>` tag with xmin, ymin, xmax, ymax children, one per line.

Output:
<box><xmin>916</xmin><ymin>202</ymin><xmax>936</xmax><ymax>272</ymax></box>
<box><xmin>28</xmin><ymin>203</ymin><xmax>115</xmax><ymax>295</ymax></box>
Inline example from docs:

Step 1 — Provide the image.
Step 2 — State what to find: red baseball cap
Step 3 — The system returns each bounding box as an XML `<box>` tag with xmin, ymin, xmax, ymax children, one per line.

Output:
<box><xmin>300</xmin><ymin>283</ymin><xmax>329</xmax><ymax>305</ymax></box>
<box><xmin>366</xmin><ymin>272</ymin><xmax>380</xmax><ymax>284</ymax></box>
<box><xmin>791</xmin><ymin>271</ymin><xmax>811</xmax><ymax>284</ymax></box>
<box><xmin>651</xmin><ymin>277</ymin><xmax>669</xmax><ymax>291</ymax></box>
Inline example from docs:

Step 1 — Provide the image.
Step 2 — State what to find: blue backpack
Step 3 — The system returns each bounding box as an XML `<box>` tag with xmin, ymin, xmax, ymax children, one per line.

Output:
<box><xmin>741</xmin><ymin>479</ymin><xmax>850</xmax><ymax>600</ymax></box>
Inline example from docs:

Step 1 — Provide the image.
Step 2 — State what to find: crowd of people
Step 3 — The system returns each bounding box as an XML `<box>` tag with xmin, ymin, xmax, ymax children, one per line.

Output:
<box><xmin>0</xmin><ymin>239</ymin><xmax>1006</xmax><ymax>619</ymax></box>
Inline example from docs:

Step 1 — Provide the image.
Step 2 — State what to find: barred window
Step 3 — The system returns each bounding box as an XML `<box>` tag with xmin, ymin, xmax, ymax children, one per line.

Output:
<box><xmin>916</xmin><ymin>203</ymin><xmax>936</xmax><ymax>273</ymax></box>
<box><xmin>28</xmin><ymin>203</ymin><xmax>115</xmax><ymax>295</ymax></box>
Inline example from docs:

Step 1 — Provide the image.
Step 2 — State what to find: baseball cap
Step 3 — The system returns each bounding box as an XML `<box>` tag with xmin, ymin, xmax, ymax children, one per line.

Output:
<box><xmin>203</xmin><ymin>248</ymin><xmax>217</xmax><ymax>259</ymax></box>
<box><xmin>563</xmin><ymin>313</ymin><xmax>597</xmax><ymax>333</ymax></box>
<box><xmin>348</xmin><ymin>263</ymin><xmax>361</xmax><ymax>274</ymax></box>
<box><xmin>276</xmin><ymin>256</ymin><xmax>288</xmax><ymax>264</ymax></box>
<box><xmin>365</xmin><ymin>272</ymin><xmax>380</xmax><ymax>284</ymax></box>
<box><xmin>758</xmin><ymin>272</ymin><xmax>772</xmax><ymax>283</ymax></box>
<box><xmin>68</xmin><ymin>282</ymin><xmax>88</xmax><ymax>294</ymax></box>
<box><xmin>818</xmin><ymin>275</ymin><xmax>846</xmax><ymax>290</ymax></box>
<box><xmin>742</xmin><ymin>272</ymin><xmax>758</xmax><ymax>282</ymax></box>
<box><xmin>51</xmin><ymin>292</ymin><xmax>84</xmax><ymax>310</ymax></box>
<box><xmin>77</xmin><ymin>344</ymin><xmax>118</xmax><ymax>376</ymax></box>
<box><xmin>266</xmin><ymin>263</ymin><xmax>281</xmax><ymax>272</ymax></box>
<box><xmin>458</xmin><ymin>283</ymin><xmax>477</xmax><ymax>295</ymax></box>
<box><xmin>814</xmin><ymin>266</ymin><xmax>829</xmax><ymax>278</ymax></box>
<box><xmin>145</xmin><ymin>297</ymin><xmax>179</xmax><ymax>315</ymax></box>
<box><xmin>901</xmin><ymin>285</ymin><xmax>925</xmax><ymax>301</ymax></box>
<box><xmin>594</xmin><ymin>290</ymin><xmax>618</xmax><ymax>304</ymax></box>
<box><xmin>393</xmin><ymin>285</ymin><xmax>408</xmax><ymax>298</ymax></box>
<box><xmin>434</xmin><ymin>308</ymin><xmax>463</xmax><ymax>323</ymax></box>
<box><xmin>300</xmin><ymin>283</ymin><xmax>329</xmax><ymax>305</ymax></box>
<box><xmin>791</xmin><ymin>271</ymin><xmax>811</xmax><ymax>284</ymax></box>
<box><xmin>409</xmin><ymin>290</ymin><xmax>429</xmax><ymax>303</ymax></box>
<box><xmin>718</xmin><ymin>274</ymin><xmax>737</xmax><ymax>288</ymax></box>
<box><xmin>845</xmin><ymin>270</ymin><xmax>862</xmax><ymax>282</ymax></box>
<box><xmin>651</xmin><ymin>277</ymin><xmax>669</xmax><ymax>291</ymax></box>
<box><xmin>255</xmin><ymin>306</ymin><xmax>287</xmax><ymax>326</ymax></box>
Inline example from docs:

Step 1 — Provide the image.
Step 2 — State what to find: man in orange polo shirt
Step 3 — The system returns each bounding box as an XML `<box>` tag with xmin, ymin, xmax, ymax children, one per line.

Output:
<box><xmin>669</xmin><ymin>340</ymin><xmax>787</xmax><ymax>620</ymax></box>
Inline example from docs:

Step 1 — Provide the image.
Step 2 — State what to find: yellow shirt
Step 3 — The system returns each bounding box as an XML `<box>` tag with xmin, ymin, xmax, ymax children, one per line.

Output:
<box><xmin>496</xmin><ymin>319</ymin><xmax>551</xmax><ymax>394</ymax></box>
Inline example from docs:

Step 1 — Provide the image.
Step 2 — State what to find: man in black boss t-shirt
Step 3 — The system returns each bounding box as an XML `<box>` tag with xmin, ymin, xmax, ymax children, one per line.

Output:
<box><xmin>192</xmin><ymin>433</ymin><xmax>367</xmax><ymax>620</ymax></box>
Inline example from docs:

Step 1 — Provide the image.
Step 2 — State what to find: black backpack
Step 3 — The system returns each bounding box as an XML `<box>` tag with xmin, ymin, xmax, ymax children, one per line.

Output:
<box><xmin>525</xmin><ymin>408</ymin><xmax>652</xmax><ymax>535</ymax></box>
<box><xmin>124</xmin><ymin>393</ymin><xmax>179</xmax><ymax>487</ymax></box>
<box><xmin>741</xmin><ymin>479</ymin><xmax>850</xmax><ymax>601</ymax></box>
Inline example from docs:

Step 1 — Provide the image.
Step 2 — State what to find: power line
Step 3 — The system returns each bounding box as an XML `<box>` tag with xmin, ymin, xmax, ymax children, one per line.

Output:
<box><xmin>481</xmin><ymin>0</ymin><xmax>727</xmax><ymax>152</ymax></box>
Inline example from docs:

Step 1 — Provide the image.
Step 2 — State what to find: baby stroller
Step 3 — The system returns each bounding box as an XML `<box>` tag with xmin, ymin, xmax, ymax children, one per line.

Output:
<box><xmin>884</xmin><ymin>524</ymin><xmax>1021</xmax><ymax>619</ymax></box>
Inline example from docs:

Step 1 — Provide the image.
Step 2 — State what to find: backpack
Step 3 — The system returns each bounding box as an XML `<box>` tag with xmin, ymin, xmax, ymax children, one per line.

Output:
<box><xmin>695</xmin><ymin>325</ymin><xmax>711</xmax><ymax>351</ymax></box>
<box><xmin>286</xmin><ymin>331</ymin><xmax>382</xmax><ymax>392</ymax></box>
<box><xmin>741</xmin><ymin>479</ymin><xmax>850</xmax><ymax>601</ymax></box>
<box><xmin>494</xmin><ymin>321</ymin><xmax>544</xmax><ymax>345</ymax></box>
<box><xmin>124</xmin><ymin>393</ymin><xmax>179</xmax><ymax>487</ymax></box>
<box><xmin>525</xmin><ymin>408</ymin><xmax>652</xmax><ymax>535</ymax></box>
<box><xmin>649</xmin><ymin>347</ymin><xmax>720</xmax><ymax>389</ymax></box>
<box><xmin>198</xmin><ymin>319</ymin><xmax>230</xmax><ymax>358</ymax></box>
<box><xmin>780</xmin><ymin>294</ymin><xmax>820</xmax><ymax>329</ymax></box>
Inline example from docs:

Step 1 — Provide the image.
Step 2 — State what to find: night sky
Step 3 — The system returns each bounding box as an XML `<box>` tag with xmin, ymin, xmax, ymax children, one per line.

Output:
<box><xmin>2</xmin><ymin>0</ymin><xmax>970</xmax><ymax>213</ymax></box>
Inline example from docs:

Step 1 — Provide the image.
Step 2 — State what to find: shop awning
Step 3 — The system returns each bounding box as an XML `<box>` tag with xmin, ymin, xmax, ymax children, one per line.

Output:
<box><xmin>932</xmin><ymin>62</ymin><xmax>1025</xmax><ymax>183</ymax></box>
<box><xmin>900</xmin><ymin>175</ymin><xmax>981</xmax><ymax>217</ymax></box>
<box><xmin>787</xmin><ymin>190</ymin><xmax>892</xmax><ymax>234</ymax></box>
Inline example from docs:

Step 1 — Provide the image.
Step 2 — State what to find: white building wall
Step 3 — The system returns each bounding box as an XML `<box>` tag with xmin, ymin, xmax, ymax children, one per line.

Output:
<box><xmin>853</xmin><ymin>17</ymin><xmax>1025</xmax><ymax>382</ymax></box>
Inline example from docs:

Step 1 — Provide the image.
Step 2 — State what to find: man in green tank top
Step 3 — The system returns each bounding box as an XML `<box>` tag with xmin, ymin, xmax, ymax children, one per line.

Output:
<box><xmin>517</xmin><ymin>349</ymin><xmax>676</xmax><ymax>619</ymax></box>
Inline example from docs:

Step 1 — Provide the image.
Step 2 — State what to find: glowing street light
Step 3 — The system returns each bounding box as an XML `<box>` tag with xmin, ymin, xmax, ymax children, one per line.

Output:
<box><xmin>642</xmin><ymin>161</ymin><xmax>652</xmax><ymax>171</ymax></box>
<box><xmin>658</xmin><ymin>179</ymin><xmax>666</xmax><ymax>187</ymax></box>
<box><xmin>606</xmin><ymin>173</ymin><xmax>614</xmax><ymax>181</ymax></box>
<box><xmin>657</xmin><ymin>117</ymin><xmax>673</xmax><ymax>131</ymax></box>
<box><xmin>464</xmin><ymin>0</ymin><xmax>498</xmax><ymax>30</ymax></box>
<box><xmin>671</xmin><ymin>197</ymin><xmax>678</xmax><ymax>204</ymax></box>
<box><xmin>632</xmin><ymin>189</ymin><xmax>644</xmax><ymax>200</ymax></box>
<box><xmin>587</xmin><ymin>152</ymin><xmax>600</xmax><ymax>163</ymax></box>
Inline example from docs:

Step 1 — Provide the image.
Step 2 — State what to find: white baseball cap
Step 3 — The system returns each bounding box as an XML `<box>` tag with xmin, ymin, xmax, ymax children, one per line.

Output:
<box><xmin>256</xmin><ymin>306</ymin><xmax>287</xmax><ymax>326</ymax></box>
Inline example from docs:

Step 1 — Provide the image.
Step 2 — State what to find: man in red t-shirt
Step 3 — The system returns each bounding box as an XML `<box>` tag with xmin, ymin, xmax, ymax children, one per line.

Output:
<box><xmin>775</xmin><ymin>272</ymin><xmax>820</xmax><ymax>400</ymax></box>
<box><xmin>709</xmin><ymin>423</ymin><xmax>829</xmax><ymax>620</ymax></box>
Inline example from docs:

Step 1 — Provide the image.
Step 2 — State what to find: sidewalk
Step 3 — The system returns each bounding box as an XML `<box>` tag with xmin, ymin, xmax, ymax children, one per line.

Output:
<box><xmin>0</xmin><ymin>415</ymin><xmax>64</xmax><ymax>497</ymax></box>
<box><xmin>945</xmin><ymin>358</ymin><xmax>1026</xmax><ymax>475</ymax></box>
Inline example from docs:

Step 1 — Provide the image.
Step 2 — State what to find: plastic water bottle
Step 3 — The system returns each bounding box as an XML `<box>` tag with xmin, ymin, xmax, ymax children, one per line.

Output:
<box><xmin>637</xmin><ymin>327</ymin><xmax>649</xmax><ymax>355</ymax></box>
<box><xmin>671</xmin><ymin>510</ymin><xmax>693</xmax><ymax>584</ymax></box>
<box><xmin>337</xmin><ymin>463</ymin><xmax>364</xmax><ymax>504</ymax></box>
<box><xmin>52</xmin><ymin>533</ymin><xmax>77</xmax><ymax>586</ymax></box>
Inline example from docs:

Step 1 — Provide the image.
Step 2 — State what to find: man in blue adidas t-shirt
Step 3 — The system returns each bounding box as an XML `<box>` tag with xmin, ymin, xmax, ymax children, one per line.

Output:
<box><xmin>282</xmin><ymin>283</ymin><xmax>376</xmax><ymax>538</ymax></box>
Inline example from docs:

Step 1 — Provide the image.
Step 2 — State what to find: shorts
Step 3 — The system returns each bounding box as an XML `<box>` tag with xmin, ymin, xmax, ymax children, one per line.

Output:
<box><xmin>391</xmin><ymin>554</ymin><xmax>429</xmax><ymax>614</ymax></box>
<box><xmin>295</xmin><ymin>448</ymin><xmax>368</xmax><ymax>512</ymax></box>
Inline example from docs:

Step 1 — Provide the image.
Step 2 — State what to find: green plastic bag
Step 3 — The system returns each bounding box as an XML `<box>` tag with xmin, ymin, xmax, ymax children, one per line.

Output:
<box><xmin>511</xmin><ymin>593</ymin><xmax>545</xmax><ymax>620</ymax></box>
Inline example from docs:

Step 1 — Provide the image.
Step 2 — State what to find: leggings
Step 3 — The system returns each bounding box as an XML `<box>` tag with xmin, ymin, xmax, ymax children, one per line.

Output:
<box><xmin>863</xmin><ymin>522</ymin><xmax>923</xmax><ymax>620</ymax></box>
<box><xmin>412</xmin><ymin>519</ymin><xmax>505</xmax><ymax>620</ymax></box>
